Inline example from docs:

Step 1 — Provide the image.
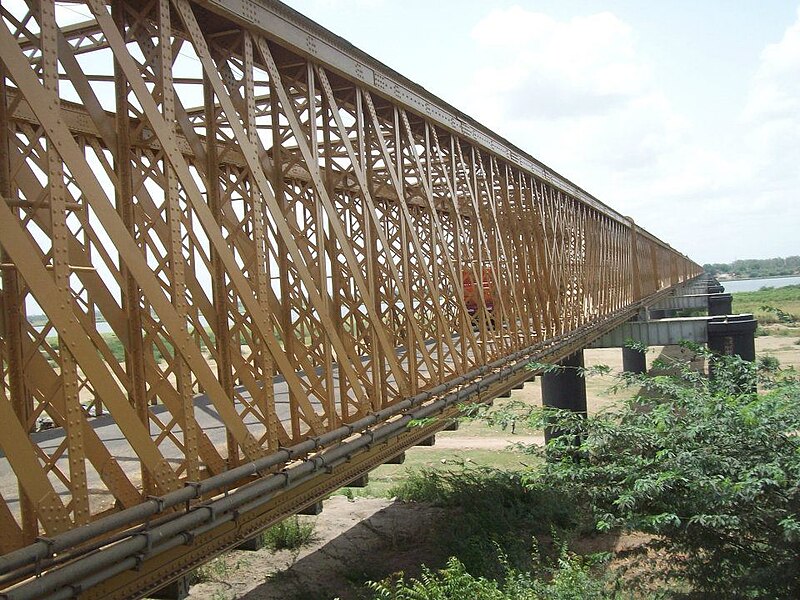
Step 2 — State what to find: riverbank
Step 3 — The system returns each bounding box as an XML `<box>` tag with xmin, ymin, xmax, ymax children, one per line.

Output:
<box><xmin>718</xmin><ymin>273</ymin><xmax>800</xmax><ymax>282</ymax></box>
<box><xmin>723</xmin><ymin>276</ymin><xmax>800</xmax><ymax>293</ymax></box>
<box><xmin>731</xmin><ymin>284</ymin><xmax>800</xmax><ymax>323</ymax></box>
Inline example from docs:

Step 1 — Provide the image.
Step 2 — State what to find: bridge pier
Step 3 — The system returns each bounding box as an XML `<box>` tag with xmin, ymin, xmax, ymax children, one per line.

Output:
<box><xmin>235</xmin><ymin>536</ymin><xmax>263</xmax><ymax>551</ymax></box>
<box><xmin>622</xmin><ymin>346</ymin><xmax>647</xmax><ymax>374</ymax></box>
<box><xmin>152</xmin><ymin>576</ymin><xmax>190</xmax><ymax>600</ymax></box>
<box><xmin>349</xmin><ymin>474</ymin><xmax>369</xmax><ymax>488</ymax></box>
<box><xmin>708</xmin><ymin>293</ymin><xmax>733</xmax><ymax>316</ymax></box>
<box><xmin>540</xmin><ymin>350</ymin><xmax>587</xmax><ymax>444</ymax></box>
<box><xmin>299</xmin><ymin>501</ymin><xmax>324</xmax><ymax>515</ymax></box>
<box><xmin>708</xmin><ymin>314</ymin><xmax>758</xmax><ymax>393</ymax></box>
<box><xmin>708</xmin><ymin>315</ymin><xmax>757</xmax><ymax>362</ymax></box>
<box><xmin>385</xmin><ymin>452</ymin><xmax>406</xmax><ymax>464</ymax></box>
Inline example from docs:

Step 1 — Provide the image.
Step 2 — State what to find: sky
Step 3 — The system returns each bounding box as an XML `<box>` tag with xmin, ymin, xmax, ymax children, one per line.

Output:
<box><xmin>283</xmin><ymin>0</ymin><xmax>799</xmax><ymax>265</ymax></box>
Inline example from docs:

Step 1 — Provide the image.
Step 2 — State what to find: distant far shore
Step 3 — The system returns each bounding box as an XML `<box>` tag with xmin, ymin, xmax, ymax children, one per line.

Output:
<box><xmin>717</xmin><ymin>274</ymin><xmax>800</xmax><ymax>282</ymax></box>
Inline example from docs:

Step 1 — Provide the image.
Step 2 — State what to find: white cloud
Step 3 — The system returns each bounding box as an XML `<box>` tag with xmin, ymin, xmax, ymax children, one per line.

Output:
<box><xmin>469</xmin><ymin>9</ymin><xmax>648</xmax><ymax>119</ymax></box>
<box><xmin>744</xmin><ymin>7</ymin><xmax>800</xmax><ymax>124</ymax></box>
<box><xmin>742</xmin><ymin>6</ymin><xmax>800</xmax><ymax>188</ymax></box>
<box><xmin>461</xmin><ymin>5</ymin><xmax>800</xmax><ymax>263</ymax></box>
<box><xmin>463</xmin><ymin>7</ymin><xmax>685</xmax><ymax>180</ymax></box>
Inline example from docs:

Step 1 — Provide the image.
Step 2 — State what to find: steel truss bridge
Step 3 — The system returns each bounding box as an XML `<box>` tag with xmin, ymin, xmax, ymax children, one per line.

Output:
<box><xmin>0</xmin><ymin>0</ymin><xmax>702</xmax><ymax>597</ymax></box>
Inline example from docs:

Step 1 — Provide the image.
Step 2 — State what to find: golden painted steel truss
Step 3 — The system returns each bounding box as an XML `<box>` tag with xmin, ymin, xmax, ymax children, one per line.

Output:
<box><xmin>0</xmin><ymin>0</ymin><xmax>700</xmax><ymax>579</ymax></box>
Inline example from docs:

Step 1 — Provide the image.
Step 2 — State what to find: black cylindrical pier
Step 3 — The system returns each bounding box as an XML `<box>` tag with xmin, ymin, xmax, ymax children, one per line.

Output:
<box><xmin>622</xmin><ymin>346</ymin><xmax>647</xmax><ymax>374</ymax></box>
<box><xmin>707</xmin><ymin>315</ymin><xmax>757</xmax><ymax>362</ymax></box>
<box><xmin>708</xmin><ymin>293</ymin><xmax>733</xmax><ymax>316</ymax></box>
<box><xmin>541</xmin><ymin>350</ymin><xmax>587</xmax><ymax>444</ymax></box>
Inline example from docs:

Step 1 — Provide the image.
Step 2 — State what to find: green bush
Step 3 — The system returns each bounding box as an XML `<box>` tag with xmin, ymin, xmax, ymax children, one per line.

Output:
<box><xmin>391</xmin><ymin>466</ymin><xmax>585</xmax><ymax>579</ymax></box>
<box><xmin>534</xmin><ymin>347</ymin><xmax>800</xmax><ymax>598</ymax></box>
<box><xmin>369</xmin><ymin>558</ymin><xmax>504</xmax><ymax>600</ymax></box>
<box><xmin>261</xmin><ymin>516</ymin><xmax>315</xmax><ymax>550</ymax></box>
<box><xmin>368</xmin><ymin>550</ymin><xmax>616</xmax><ymax>600</ymax></box>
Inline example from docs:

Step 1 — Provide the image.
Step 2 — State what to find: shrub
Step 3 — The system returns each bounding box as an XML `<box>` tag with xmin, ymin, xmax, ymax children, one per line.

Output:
<box><xmin>533</xmin><ymin>347</ymin><xmax>800</xmax><ymax>598</ymax></box>
<box><xmin>261</xmin><ymin>516</ymin><xmax>315</xmax><ymax>550</ymax></box>
<box><xmin>368</xmin><ymin>550</ymin><xmax>616</xmax><ymax>600</ymax></box>
<box><xmin>391</xmin><ymin>466</ymin><xmax>585</xmax><ymax>579</ymax></box>
<box><xmin>369</xmin><ymin>558</ymin><xmax>504</xmax><ymax>600</ymax></box>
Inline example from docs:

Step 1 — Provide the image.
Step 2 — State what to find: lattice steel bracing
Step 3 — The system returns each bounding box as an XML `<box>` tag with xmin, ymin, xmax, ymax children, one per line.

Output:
<box><xmin>0</xmin><ymin>0</ymin><xmax>701</xmax><ymax>594</ymax></box>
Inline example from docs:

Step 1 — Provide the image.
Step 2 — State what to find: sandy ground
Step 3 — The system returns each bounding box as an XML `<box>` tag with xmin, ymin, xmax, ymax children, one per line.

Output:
<box><xmin>182</xmin><ymin>335</ymin><xmax>800</xmax><ymax>600</ymax></box>
<box><xmin>186</xmin><ymin>496</ymin><xmax>449</xmax><ymax>600</ymax></box>
<box><xmin>431</xmin><ymin>434</ymin><xmax>543</xmax><ymax>449</ymax></box>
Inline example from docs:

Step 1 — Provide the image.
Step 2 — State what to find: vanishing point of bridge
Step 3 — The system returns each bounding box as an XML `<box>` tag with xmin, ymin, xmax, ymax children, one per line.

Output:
<box><xmin>0</xmin><ymin>0</ymin><xmax>709</xmax><ymax>597</ymax></box>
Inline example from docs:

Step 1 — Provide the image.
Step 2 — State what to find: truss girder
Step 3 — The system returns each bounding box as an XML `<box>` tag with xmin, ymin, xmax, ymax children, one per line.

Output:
<box><xmin>0</xmin><ymin>0</ymin><xmax>701</xmax><ymax>566</ymax></box>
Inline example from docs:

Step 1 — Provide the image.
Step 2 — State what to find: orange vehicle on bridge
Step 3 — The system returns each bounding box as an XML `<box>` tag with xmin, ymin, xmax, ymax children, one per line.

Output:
<box><xmin>463</xmin><ymin>266</ymin><xmax>495</xmax><ymax>318</ymax></box>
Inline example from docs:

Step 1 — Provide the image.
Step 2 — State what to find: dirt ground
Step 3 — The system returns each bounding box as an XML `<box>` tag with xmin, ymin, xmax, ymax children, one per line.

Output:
<box><xmin>183</xmin><ymin>333</ymin><xmax>800</xmax><ymax>600</ymax></box>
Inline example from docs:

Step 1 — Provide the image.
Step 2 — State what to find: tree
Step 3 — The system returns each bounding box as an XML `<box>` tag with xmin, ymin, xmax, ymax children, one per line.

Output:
<box><xmin>530</xmin><ymin>346</ymin><xmax>800</xmax><ymax>598</ymax></box>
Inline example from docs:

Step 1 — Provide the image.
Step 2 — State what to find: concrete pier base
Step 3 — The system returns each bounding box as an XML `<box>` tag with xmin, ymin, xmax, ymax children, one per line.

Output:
<box><xmin>152</xmin><ymin>577</ymin><xmax>189</xmax><ymax>599</ymax></box>
<box><xmin>349</xmin><ymin>474</ymin><xmax>369</xmax><ymax>488</ymax></box>
<box><xmin>708</xmin><ymin>315</ymin><xmax>757</xmax><ymax>362</ymax></box>
<box><xmin>707</xmin><ymin>314</ymin><xmax>757</xmax><ymax>392</ymax></box>
<box><xmin>299</xmin><ymin>501</ymin><xmax>324</xmax><ymax>515</ymax></box>
<box><xmin>540</xmin><ymin>351</ymin><xmax>587</xmax><ymax>444</ymax></box>
<box><xmin>235</xmin><ymin>536</ymin><xmax>262</xmax><ymax>551</ymax></box>
<box><xmin>415</xmin><ymin>436</ymin><xmax>436</xmax><ymax>447</ymax></box>
<box><xmin>622</xmin><ymin>346</ymin><xmax>647</xmax><ymax>374</ymax></box>
<box><xmin>708</xmin><ymin>293</ymin><xmax>733</xmax><ymax>316</ymax></box>
<box><xmin>385</xmin><ymin>452</ymin><xmax>406</xmax><ymax>464</ymax></box>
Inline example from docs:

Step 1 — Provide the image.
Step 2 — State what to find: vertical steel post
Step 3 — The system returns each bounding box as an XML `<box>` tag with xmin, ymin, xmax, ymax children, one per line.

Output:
<box><xmin>0</xmin><ymin>43</ymin><xmax>37</xmax><ymax>544</ymax></box>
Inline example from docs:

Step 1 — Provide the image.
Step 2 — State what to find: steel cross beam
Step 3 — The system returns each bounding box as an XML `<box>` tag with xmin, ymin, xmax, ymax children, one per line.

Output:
<box><xmin>0</xmin><ymin>0</ymin><xmax>702</xmax><ymax>596</ymax></box>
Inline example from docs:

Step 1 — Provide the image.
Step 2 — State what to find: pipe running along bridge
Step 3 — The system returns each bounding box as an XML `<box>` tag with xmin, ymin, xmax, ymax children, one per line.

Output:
<box><xmin>0</xmin><ymin>0</ymin><xmax>703</xmax><ymax>597</ymax></box>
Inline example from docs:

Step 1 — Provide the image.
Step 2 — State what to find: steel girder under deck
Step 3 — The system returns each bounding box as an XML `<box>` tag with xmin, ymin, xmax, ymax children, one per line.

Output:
<box><xmin>0</xmin><ymin>0</ymin><xmax>702</xmax><ymax>596</ymax></box>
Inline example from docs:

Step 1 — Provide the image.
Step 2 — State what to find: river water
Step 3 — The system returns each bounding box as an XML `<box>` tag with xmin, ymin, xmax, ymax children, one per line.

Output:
<box><xmin>721</xmin><ymin>276</ymin><xmax>800</xmax><ymax>293</ymax></box>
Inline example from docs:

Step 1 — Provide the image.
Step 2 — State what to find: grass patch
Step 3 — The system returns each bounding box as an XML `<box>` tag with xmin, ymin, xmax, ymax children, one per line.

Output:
<box><xmin>732</xmin><ymin>284</ymin><xmax>800</xmax><ymax>323</ymax></box>
<box><xmin>261</xmin><ymin>516</ymin><xmax>315</xmax><ymax>550</ymax></box>
<box><xmin>192</xmin><ymin>555</ymin><xmax>251</xmax><ymax>584</ymax></box>
<box><xmin>390</xmin><ymin>466</ymin><xmax>587</xmax><ymax>580</ymax></box>
<box><xmin>331</xmin><ymin>447</ymin><xmax>536</xmax><ymax>499</ymax></box>
<box><xmin>759</xmin><ymin>324</ymin><xmax>800</xmax><ymax>337</ymax></box>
